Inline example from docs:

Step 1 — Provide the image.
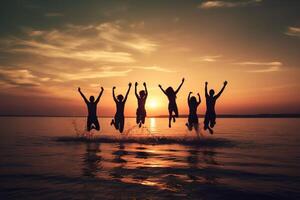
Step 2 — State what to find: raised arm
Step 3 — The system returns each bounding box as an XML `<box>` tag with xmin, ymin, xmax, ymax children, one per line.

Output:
<box><xmin>135</xmin><ymin>82</ymin><xmax>139</xmax><ymax>99</ymax></box>
<box><xmin>175</xmin><ymin>78</ymin><xmax>185</xmax><ymax>94</ymax></box>
<box><xmin>215</xmin><ymin>81</ymin><xmax>228</xmax><ymax>99</ymax></box>
<box><xmin>205</xmin><ymin>82</ymin><xmax>209</xmax><ymax>97</ymax></box>
<box><xmin>197</xmin><ymin>93</ymin><xmax>201</xmax><ymax>105</ymax></box>
<box><xmin>95</xmin><ymin>87</ymin><xmax>104</xmax><ymax>103</ymax></box>
<box><xmin>188</xmin><ymin>92</ymin><xmax>192</xmax><ymax>105</ymax></box>
<box><xmin>112</xmin><ymin>86</ymin><xmax>117</xmax><ymax>102</ymax></box>
<box><xmin>158</xmin><ymin>84</ymin><xmax>167</xmax><ymax>95</ymax></box>
<box><xmin>143</xmin><ymin>82</ymin><xmax>148</xmax><ymax>98</ymax></box>
<box><xmin>123</xmin><ymin>83</ymin><xmax>132</xmax><ymax>102</ymax></box>
<box><xmin>78</xmin><ymin>87</ymin><xmax>89</xmax><ymax>104</ymax></box>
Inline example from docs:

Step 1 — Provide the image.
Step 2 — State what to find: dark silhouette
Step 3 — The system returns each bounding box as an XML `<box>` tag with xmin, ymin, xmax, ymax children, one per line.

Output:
<box><xmin>111</xmin><ymin>83</ymin><xmax>132</xmax><ymax>133</ymax></box>
<box><xmin>159</xmin><ymin>78</ymin><xmax>185</xmax><ymax>128</ymax></box>
<box><xmin>78</xmin><ymin>86</ymin><xmax>104</xmax><ymax>132</ymax></box>
<box><xmin>204</xmin><ymin>81</ymin><xmax>228</xmax><ymax>134</ymax></box>
<box><xmin>186</xmin><ymin>92</ymin><xmax>201</xmax><ymax>131</ymax></box>
<box><xmin>135</xmin><ymin>82</ymin><xmax>148</xmax><ymax>128</ymax></box>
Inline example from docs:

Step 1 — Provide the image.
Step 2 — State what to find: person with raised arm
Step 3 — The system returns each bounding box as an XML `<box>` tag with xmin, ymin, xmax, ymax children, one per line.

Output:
<box><xmin>111</xmin><ymin>83</ymin><xmax>132</xmax><ymax>133</ymax></box>
<box><xmin>159</xmin><ymin>78</ymin><xmax>185</xmax><ymax>128</ymax></box>
<box><xmin>78</xmin><ymin>86</ymin><xmax>104</xmax><ymax>132</ymax></box>
<box><xmin>135</xmin><ymin>82</ymin><xmax>148</xmax><ymax>128</ymax></box>
<box><xmin>204</xmin><ymin>81</ymin><xmax>228</xmax><ymax>134</ymax></box>
<box><xmin>186</xmin><ymin>92</ymin><xmax>201</xmax><ymax>131</ymax></box>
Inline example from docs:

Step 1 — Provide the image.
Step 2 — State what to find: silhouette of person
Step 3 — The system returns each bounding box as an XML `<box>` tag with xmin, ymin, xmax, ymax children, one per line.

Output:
<box><xmin>204</xmin><ymin>81</ymin><xmax>228</xmax><ymax>134</ymax></box>
<box><xmin>78</xmin><ymin>86</ymin><xmax>104</xmax><ymax>132</ymax></box>
<box><xmin>135</xmin><ymin>82</ymin><xmax>148</xmax><ymax>128</ymax></box>
<box><xmin>159</xmin><ymin>78</ymin><xmax>185</xmax><ymax>128</ymax></box>
<box><xmin>186</xmin><ymin>92</ymin><xmax>201</xmax><ymax>131</ymax></box>
<box><xmin>111</xmin><ymin>83</ymin><xmax>132</xmax><ymax>133</ymax></box>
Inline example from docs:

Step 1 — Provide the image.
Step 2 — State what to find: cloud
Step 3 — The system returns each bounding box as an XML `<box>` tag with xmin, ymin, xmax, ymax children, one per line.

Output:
<box><xmin>2</xmin><ymin>22</ymin><xmax>158</xmax><ymax>65</ymax></box>
<box><xmin>60</xmin><ymin>68</ymin><xmax>133</xmax><ymax>81</ymax></box>
<box><xmin>0</xmin><ymin>68</ymin><xmax>42</xmax><ymax>86</ymax></box>
<box><xmin>96</xmin><ymin>22</ymin><xmax>158</xmax><ymax>53</ymax></box>
<box><xmin>199</xmin><ymin>0</ymin><xmax>262</xmax><ymax>9</ymax></box>
<box><xmin>190</xmin><ymin>55</ymin><xmax>222</xmax><ymax>62</ymax></box>
<box><xmin>235</xmin><ymin>61</ymin><xmax>282</xmax><ymax>73</ymax></box>
<box><xmin>235</xmin><ymin>61</ymin><xmax>282</xmax><ymax>66</ymax></box>
<box><xmin>45</xmin><ymin>12</ymin><xmax>64</xmax><ymax>17</ymax></box>
<box><xmin>134</xmin><ymin>66</ymin><xmax>177</xmax><ymax>73</ymax></box>
<box><xmin>285</xmin><ymin>26</ymin><xmax>300</xmax><ymax>38</ymax></box>
<box><xmin>247</xmin><ymin>66</ymin><xmax>281</xmax><ymax>73</ymax></box>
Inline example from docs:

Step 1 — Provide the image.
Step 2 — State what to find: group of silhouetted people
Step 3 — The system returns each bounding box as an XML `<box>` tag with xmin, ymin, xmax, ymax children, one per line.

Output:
<box><xmin>78</xmin><ymin>79</ymin><xmax>228</xmax><ymax>135</ymax></box>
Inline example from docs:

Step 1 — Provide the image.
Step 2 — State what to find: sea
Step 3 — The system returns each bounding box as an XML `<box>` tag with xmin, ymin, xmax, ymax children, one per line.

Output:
<box><xmin>0</xmin><ymin>117</ymin><xmax>299</xmax><ymax>199</ymax></box>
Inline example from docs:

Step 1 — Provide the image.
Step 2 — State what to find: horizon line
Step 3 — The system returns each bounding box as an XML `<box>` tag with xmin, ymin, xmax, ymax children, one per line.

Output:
<box><xmin>0</xmin><ymin>113</ymin><xmax>300</xmax><ymax>118</ymax></box>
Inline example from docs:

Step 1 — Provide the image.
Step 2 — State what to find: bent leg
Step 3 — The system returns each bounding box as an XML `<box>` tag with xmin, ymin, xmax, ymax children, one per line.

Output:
<box><xmin>94</xmin><ymin>118</ymin><xmax>100</xmax><ymax>131</ymax></box>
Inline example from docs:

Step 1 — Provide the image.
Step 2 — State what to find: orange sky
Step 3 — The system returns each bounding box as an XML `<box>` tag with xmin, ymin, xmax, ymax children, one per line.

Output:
<box><xmin>0</xmin><ymin>0</ymin><xmax>299</xmax><ymax>116</ymax></box>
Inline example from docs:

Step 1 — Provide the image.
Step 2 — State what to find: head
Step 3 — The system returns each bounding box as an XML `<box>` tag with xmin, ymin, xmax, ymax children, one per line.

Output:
<box><xmin>209</xmin><ymin>89</ymin><xmax>215</xmax><ymax>96</ymax></box>
<box><xmin>139</xmin><ymin>90</ymin><xmax>146</xmax><ymax>98</ymax></box>
<box><xmin>89</xmin><ymin>96</ymin><xmax>95</xmax><ymax>102</ymax></box>
<box><xmin>117</xmin><ymin>94</ymin><xmax>124</xmax><ymax>102</ymax></box>
<box><xmin>190</xmin><ymin>96</ymin><xmax>197</xmax><ymax>106</ymax></box>
<box><xmin>166</xmin><ymin>87</ymin><xmax>175</xmax><ymax>96</ymax></box>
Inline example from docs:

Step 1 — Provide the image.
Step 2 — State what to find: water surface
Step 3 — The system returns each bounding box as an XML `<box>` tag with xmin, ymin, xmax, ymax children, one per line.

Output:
<box><xmin>0</xmin><ymin>117</ymin><xmax>299</xmax><ymax>199</ymax></box>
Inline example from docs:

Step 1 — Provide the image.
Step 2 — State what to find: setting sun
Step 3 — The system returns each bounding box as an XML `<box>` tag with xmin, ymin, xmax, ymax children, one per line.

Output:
<box><xmin>148</xmin><ymin>99</ymin><xmax>159</xmax><ymax>109</ymax></box>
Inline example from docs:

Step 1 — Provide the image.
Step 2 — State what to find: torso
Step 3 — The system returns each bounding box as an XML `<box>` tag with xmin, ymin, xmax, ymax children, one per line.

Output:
<box><xmin>87</xmin><ymin>102</ymin><xmax>97</xmax><ymax>117</ymax></box>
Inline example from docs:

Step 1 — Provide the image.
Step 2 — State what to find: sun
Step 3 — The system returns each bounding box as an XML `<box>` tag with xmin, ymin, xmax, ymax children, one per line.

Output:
<box><xmin>148</xmin><ymin>99</ymin><xmax>158</xmax><ymax>109</ymax></box>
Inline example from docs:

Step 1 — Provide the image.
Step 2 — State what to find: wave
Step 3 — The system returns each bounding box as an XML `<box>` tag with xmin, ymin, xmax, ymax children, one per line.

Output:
<box><xmin>55</xmin><ymin>136</ymin><xmax>236</xmax><ymax>147</ymax></box>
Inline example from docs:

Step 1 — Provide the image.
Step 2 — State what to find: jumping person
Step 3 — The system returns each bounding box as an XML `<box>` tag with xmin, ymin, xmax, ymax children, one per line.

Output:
<box><xmin>204</xmin><ymin>81</ymin><xmax>228</xmax><ymax>134</ymax></box>
<box><xmin>111</xmin><ymin>83</ymin><xmax>132</xmax><ymax>133</ymax></box>
<box><xmin>135</xmin><ymin>82</ymin><xmax>148</xmax><ymax>128</ymax></box>
<box><xmin>78</xmin><ymin>86</ymin><xmax>104</xmax><ymax>132</ymax></box>
<box><xmin>186</xmin><ymin>92</ymin><xmax>201</xmax><ymax>131</ymax></box>
<box><xmin>159</xmin><ymin>78</ymin><xmax>185</xmax><ymax>128</ymax></box>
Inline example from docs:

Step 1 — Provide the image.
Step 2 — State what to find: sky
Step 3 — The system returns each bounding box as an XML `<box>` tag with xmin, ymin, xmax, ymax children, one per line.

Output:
<box><xmin>0</xmin><ymin>0</ymin><xmax>299</xmax><ymax>116</ymax></box>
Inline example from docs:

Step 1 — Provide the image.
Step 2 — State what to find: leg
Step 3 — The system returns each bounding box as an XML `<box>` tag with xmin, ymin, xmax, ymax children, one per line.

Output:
<box><xmin>168</xmin><ymin>109</ymin><xmax>172</xmax><ymax>128</ymax></box>
<box><xmin>173</xmin><ymin>104</ymin><xmax>179</xmax><ymax>118</ymax></box>
<box><xmin>119</xmin><ymin>116</ymin><xmax>125</xmax><ymax>133</ymax></box>
<box><xmin>136</xmin><ymin>109</ymin><xmax>140</xmax><ymax>124</ymax></box>
<box><xmin>210</xmin><ymin>115</ymin><xmax>216</xmax><ymax>128</ymax></box>
<box><xmin>94</xmin><ymin>118</ymin><xmax>100</xmax><ymax>131</ymax></box>
<box><xmin>204</xmin><ymin>114</ymin><xmax>209</xmax><ymax>130</ymax></box>
<box><xmin>113</xmin><ymin>115</ymin><xmax>120</xmax><ymax>130</ymax></box>
<box><xmin>87</xmin><ymin>117</ymin><xmax>92</xmax><ymax>131</ymax></box>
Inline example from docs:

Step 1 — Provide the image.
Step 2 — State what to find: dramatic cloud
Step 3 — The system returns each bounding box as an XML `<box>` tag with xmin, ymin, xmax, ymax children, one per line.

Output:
<box><xmin>0</xmin><ymin>68</ymin><xmax>43</xmax><ymax>87</ymax></box>
<box><xmin>285</xmin><ymin>26</ymin><xmax>300</xmax><ymax>38</ymax></box>
<box><xmin>199</xmin><ymin>0</ymin><xmax>262</xmax><ymax>9</ymax></box>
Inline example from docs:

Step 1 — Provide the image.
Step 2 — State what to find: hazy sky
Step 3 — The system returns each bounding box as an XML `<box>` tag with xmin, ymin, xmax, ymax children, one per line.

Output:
<box><xmin>0</xmin><ymin>0</ymin><xmax>299</xmax><ymax>116</ymax></box>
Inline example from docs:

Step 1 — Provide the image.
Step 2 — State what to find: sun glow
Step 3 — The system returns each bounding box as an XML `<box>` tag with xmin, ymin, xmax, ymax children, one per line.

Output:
<box><xmin>148</xmin><ymin>99</ymin><xmax>158</xmax><ymax>109</ymax></box>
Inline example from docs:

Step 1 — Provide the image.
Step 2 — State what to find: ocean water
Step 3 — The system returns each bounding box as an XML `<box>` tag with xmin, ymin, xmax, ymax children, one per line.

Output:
<box><xmin>0</xmin><ymin>117</ymin><xmax>299</xmax><ymax>200</ymax></box>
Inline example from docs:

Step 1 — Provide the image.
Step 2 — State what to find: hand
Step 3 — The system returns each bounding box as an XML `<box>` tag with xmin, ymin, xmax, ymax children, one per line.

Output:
<box><xmin>197</xmin><ymin>93</ymin><xmax>200</xmax><ymax>96</ymax></box>
<box><xmin>101</xmin><ymin>87</ymin><xmax>104</xmax><ymax>91</ymax></box>
<box><xmin>143</xmin><ymin>82</ymin><xmax>146</xmax><ymax>86</ymax></box>
<box><xmin>224</xmin><ymin>81</ymin><xmax>228</xmax><ymax>86</ymax></box>
<box><xmin>189</xmin><ymin>92</ymin><xmax>192</xmax><ymax>95</ymax></box>
<box><xmin>205</xmin><ymin>82</ymin><xmax>208</xmax><ymax>85</ymax></box>
<box><xmin>135</xmin><ymin>82</ymin><xmax>138</xmax><ymax>86</ymax></box>
<box><xmin>158</xmin><ymin>84</ymin><xmax>162</xmax><ymax>88</ymax></box>
<box><xmin>78</xmin><ymin>87</ymin><xmax>81</xmax><ymax>92</ymax></box>
<box><xmin>129</xmin><ymin>82</ymin><xmax>132</xmax><ymax>87</ymax></box>
<box><xmin>113</xmin><ymin>86</ymin><xmax>116</xmax><ymax>90</ymax></box>
<box><xmin>182</xmin><ymin>78</ymin><xmax>185</xmax><ymax>83</ymax></box>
